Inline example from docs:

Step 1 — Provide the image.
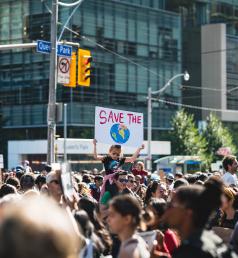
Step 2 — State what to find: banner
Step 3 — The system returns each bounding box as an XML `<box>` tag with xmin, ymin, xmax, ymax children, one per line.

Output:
<box><xmin>95</xmin><ymin>106</ymin><xmax>144</xmax><ymax>148</ymax></box>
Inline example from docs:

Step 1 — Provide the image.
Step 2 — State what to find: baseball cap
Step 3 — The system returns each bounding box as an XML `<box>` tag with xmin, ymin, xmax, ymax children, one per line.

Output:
<box><xmin>166</xmin><ymin>173</ymin><xmax>174</xmax><ymax>181</ymax></box>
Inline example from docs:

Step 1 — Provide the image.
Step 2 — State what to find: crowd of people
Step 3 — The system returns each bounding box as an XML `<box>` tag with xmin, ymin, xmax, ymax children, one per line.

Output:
<box><xmin>1</xmin><ymin>143</ymin><xmax>238</xmax><ymax>258</ymax></box>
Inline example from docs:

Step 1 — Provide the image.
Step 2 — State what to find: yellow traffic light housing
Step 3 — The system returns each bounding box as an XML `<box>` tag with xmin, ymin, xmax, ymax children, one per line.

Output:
<box><xmin>78</xmin><ymin>49</ymin><xmax>92</xmax><ymax>87</ymax></box>
<box><xmin>64</xmin><ymin>51</ymin><xmax>77</xmax><ymax>87</ymax></box>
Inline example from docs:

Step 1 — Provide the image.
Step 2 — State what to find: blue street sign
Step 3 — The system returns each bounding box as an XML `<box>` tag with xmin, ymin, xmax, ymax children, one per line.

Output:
<box><xmin>36</xmin><ymin>40</ymin><xmax>72</xmax><ymax>57</ymax></box>
<box><xmin>57</xmin><ymin>44</ymin><xmax>72</xmax><ymax>57</ymax></box>
<box><xmin>37</xmin><ymin>40</ymin><xmax>51</xmax><ymax>54</ymax></box>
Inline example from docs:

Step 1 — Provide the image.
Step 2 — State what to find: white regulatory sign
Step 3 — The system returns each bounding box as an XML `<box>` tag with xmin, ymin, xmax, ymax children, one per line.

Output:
<box><xmin>58</xmin><ymin>57</ymin><xmax>70</xmax><ymax>84</ymax></box>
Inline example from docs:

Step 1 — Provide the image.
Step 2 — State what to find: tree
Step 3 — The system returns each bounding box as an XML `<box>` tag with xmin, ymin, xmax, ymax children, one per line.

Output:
<box><xmin>170</xmin><ymin>109</ymin><xmax>206</xmax><ymax>157</ymax></box>
<box><xmin>201</xmin><ymin>113</ymin><xmax>237</xmax><ymax>166</ymax></box>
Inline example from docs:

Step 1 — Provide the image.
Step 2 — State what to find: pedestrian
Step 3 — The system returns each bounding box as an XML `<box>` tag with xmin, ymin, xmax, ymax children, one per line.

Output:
<box><xmin>163</xmin><ymin>178</ymin><xmax>236</xmax><ymax>258</ymax></box>
<box><xmin>107</xmin><ymin>195</ymin><xmax>150</xmax><ymax>258</ymax></box>
<box><xmin>144</xmin><ymin>181</ymin><xmax>167</xmax><ymax>205</ymax></box>
<box><xmin>222</xmin><ymin>155</ymin><xmax>238</xmax><ymax>187</ymax></box>
<box><xmin>131</xmin><ymin>161</ymin><xmax>148</xmax><ymax>184</ymax></box>
<box><xmin>90</xmin><ymin>175</ymin><xmax>103</xmax><ymax>202</ymax></box>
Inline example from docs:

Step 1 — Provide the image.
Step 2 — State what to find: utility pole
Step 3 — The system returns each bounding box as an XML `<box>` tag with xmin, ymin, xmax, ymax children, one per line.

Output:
<box><xmin>147</xmin><ymin>87</ymin><xmax>152</xmax><ymax>172</ymax></box>
<box><xmin>47</xmin><ymin>0</ymin><xmax>58</xmax><ymax>164</ymax></box>
<box><xmin>64</xmin><ymin>103</ymin><xmax>67</xmax><ymax>163</ymax></box>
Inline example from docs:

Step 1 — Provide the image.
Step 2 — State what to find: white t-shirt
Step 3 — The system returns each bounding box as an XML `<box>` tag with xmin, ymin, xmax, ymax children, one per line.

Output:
<box><xmin>222</xmin><ymin>172</ymin><xmax>237</xmax><ymax>186</ymax></box>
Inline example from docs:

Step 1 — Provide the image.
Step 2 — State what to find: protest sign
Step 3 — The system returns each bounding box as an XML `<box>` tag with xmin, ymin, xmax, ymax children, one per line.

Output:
<box><xmin>95</xmin><ymin>106</ymin><xmax>144</xmax><ymax>148</ymax></box>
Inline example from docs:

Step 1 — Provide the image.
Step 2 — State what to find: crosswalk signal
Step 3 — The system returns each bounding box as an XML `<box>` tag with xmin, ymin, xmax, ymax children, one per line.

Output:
<box><xmin>78</xmin><ymin>49</ymin><xmax>92</xmax><ymax>87</ymax></box>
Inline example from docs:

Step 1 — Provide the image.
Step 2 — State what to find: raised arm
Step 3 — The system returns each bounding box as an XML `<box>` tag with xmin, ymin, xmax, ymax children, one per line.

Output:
<box><xmin>125</xmin><ymin>144</ymin><xmax>144</xmax><ymax>163</ymax></box>
<box><xmin>93</xmin><ymin>139</ymin><xmax>104</xmax><ymax>160</ymax></box>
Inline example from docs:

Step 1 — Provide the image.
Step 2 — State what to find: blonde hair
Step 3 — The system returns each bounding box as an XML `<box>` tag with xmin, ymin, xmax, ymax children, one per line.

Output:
<box><xmin>137</xmin><ymin>161</ymin><xmax>145</xmax><ymax>170</ymax></box>
<box><xmin>0</xmin><ymin>196</ymin><xmax>81</xmax><ymax>258</ymax></box>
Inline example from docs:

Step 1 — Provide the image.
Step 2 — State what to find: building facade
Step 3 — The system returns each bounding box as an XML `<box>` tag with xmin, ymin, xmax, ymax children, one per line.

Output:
<box><xmin>167</xmin><ymin>0</ymin><xmax>238</xmax><ymax>122</ymax></box>
<box><xmin>0</xmin><ymin>0</ymin><xmax>182</xmax><ymax>166</ymax></box>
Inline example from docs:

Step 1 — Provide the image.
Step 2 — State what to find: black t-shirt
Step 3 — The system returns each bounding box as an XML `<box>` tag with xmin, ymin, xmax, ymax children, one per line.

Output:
<box><xmin>172</xmin><ymin>229</ymin><xmax>237</xmax><ymax>258</ymax></box>
<box><xmin>102</xmin><ymin>155</ymin><xmax>126</xmax><ymax>175</ymax></box>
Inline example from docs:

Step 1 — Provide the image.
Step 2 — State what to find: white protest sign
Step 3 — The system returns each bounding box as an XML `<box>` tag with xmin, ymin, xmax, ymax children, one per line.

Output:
<box><xmin>95</xmin><ymin>106</ymin><xmax>143</xmax><ymax>148</ymax></box>
<box><xmin>61</xmin><ymin>163</ymin><xmax>74</xmax><ymax>200</ymax></box>
<box><xmin>0</xmin><ymin>155</ymin><xmax>3</xmax><ymax>169</ymax></box>
<box><xmin>58</xmin><ymin>57</ymin><xmax>70</xmax><ymax>84</ymax></box>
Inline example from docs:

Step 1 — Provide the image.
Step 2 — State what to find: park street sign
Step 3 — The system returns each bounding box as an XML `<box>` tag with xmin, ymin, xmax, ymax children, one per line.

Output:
<box><xmin>36</xmin><ymin>40</ymin><xmax>72</xmax><ymax>57</ymax></box>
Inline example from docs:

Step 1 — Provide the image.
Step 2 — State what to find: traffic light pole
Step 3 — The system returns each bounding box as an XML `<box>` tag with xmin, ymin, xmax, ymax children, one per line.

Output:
<box><xmin>47</xmin><ymin>0</ymin><xmax>58</xmax><ymax>164</ymax></box>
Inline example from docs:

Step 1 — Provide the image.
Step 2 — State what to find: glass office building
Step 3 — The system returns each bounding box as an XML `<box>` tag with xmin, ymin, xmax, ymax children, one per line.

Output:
<box><xmin>167</xmin><ymin>0</ymin><xmax>238</xmax><ymax>121</ymax></box>
<box><xmin>0</xmin><ymin>0</ymin><xmax>182</xmax><ymax>157</ymax></box>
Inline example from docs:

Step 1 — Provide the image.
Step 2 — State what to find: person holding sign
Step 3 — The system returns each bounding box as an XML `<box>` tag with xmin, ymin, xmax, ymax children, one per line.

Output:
<box><xmin>93</xmin><ymin>139</ymin><xmax>144</xmax><ymax>199</ymax></box>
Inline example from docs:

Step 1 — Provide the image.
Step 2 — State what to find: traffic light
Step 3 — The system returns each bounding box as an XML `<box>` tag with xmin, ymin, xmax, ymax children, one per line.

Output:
<box><xmin>78</xmin><ymin>49</ymin><xmax>92</xmax><ymax>87</ymax></box>
<box><xmin>64</xmin><ymin>51</ymin><xmax>76</xmax><ymax>88</ymax></box>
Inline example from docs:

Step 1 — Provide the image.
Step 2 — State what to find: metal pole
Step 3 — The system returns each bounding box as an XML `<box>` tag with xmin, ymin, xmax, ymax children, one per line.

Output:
<box><xmin>47</xmin><ymin>0</ymin><xmax>58</xmax><ymax>164</ymax></box>
<box><xmin>147</xmin><ymin>87</ymin><xmax>152</xmax><ymax>171</ymax></box>
<box><xmin>64</xmin><ymin>103</ymin><xmax>67</xmax><ymax>163</ymax></box>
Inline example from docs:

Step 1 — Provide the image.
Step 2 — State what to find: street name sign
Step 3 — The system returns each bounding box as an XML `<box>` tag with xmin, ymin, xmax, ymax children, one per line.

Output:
<box><xmin>36</xmin><ymin>40</ymin><xmax>72</xmax><ymax>57</ymax></box>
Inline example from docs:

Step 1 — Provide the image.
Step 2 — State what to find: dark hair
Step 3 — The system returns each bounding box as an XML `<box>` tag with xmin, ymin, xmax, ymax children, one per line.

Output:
<box><xmin>173</xmin><ymin>178</ymin><xmax>189</xmax><ymax>190</ymax></box>
<box><xmin>198</xmin><ymin>173</ymin><xmax>208</xmax><ymax>182</ymax></box>
<box><xmin>94</xmin><ymin>175</ymin><xmax>103</xmax><ymax>181</ymax></box>
<box><xmin>149</xmin><ymin>198</ymin><xmax>166</xmax><ymax>217</ymax></box>
<box><xmin>6</xmin><ymin>177</ymin><xmax>20</xmax><ymax>189</ymax></box>
<box><xmin>144</xmin><ymin>181</ymin><xmax>160</xmax><ymax>205</ymax></box>
<box><xmin>20</xmin><ymin>174</ymin><xmax>35</xmax><ymax>191</ymax></box>
<box><xmin>44</xmin><ymin>164</ymin><xmax>52</xmax><ymax>173</ymax></box>
<box><xmin>74</xmin><ymin>210</ymin><xmax>93</xmax><ymax>238</ymax></box>
<box><xmin>109</xmin><ymin>145</ymin><xmax>121</xmax><ymax>152</ymax></box>
<box><xmin>222</xmin><ymin>155</ymin><xmax>236</xmax><ymax>171</ymax></box>
<box><xmin>114</xmin><ymin>171</ymin><xmax>128</xmax><ymax>180</ymax></box>
<box><xmin>109</xmin><ymin>195</ymin><xmax>141</xmax><ymax>227</ymax></box>
<box><xmin>0</xmin><ymin>184</ymin><xmax>16</xmax><ymax>198</ymax></box>
<box><xmin>78</xmin><ymin>197</ymin><xmax>112</xmax><ymax>254</ymax></box>
<box><xmin>35</xmin><ymin>175</ymin><xmax>46</xmax><ymax>186</ymax></box>
<box><xmin>82</xmin><ymin>174</ymin><xmax>91</xmax><ymax>184</ymax></box>
<box><xmin>175</xmin><ymin>178</ymin><xmax>223</xmax><ymax>228</ymax></box>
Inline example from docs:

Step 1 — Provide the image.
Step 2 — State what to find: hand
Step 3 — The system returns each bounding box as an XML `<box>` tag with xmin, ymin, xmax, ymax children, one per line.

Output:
<box><xmin>140</xmin><ymin>144</ymin><xmax>145</xmax><ymax>150</ymax></box>
<box><xmin>93</xmin><ymin>139</ymin><xmax>97</xmax><ymax>145</ymax></box>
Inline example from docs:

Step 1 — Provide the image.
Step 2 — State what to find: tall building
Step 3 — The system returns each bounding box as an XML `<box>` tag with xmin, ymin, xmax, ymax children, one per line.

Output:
<box><xmin>167</xmin><ymin>0</ymin><xmax>238</xmax><ymax>123</ymax></box>
<box><xmin>0</xmin><ymin>0</ymin><xmax>182</xmax><ymax>166</ymax></box>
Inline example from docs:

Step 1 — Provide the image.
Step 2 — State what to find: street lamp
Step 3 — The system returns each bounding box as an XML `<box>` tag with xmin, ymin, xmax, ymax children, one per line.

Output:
<box><xmin>147</xmin><ymin>71</ymin><xmax>190</xmax><ymax>171</ymax></box>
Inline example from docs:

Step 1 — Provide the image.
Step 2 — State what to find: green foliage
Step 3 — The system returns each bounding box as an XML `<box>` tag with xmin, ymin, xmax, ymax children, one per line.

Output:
<box><xmin>170</xmin><ymin>109</ymin><xmax>206</xmax><ymax>157</ymax></box>
<box><xmin>202</xmin><ymin>113</ymin><xmax>237</xmax><ymax>166</ymax></box>
<box><xmin>170</xmin><ymin>110</ymin><xmax>237</xmax><ymax>169</ymax></box>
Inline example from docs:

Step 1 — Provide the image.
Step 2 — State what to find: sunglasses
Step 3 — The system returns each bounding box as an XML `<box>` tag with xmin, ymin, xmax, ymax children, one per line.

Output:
<box><xmin>50</xmin><ymin>180</ymin><xmax>60</xmax><ymax>185</ymax></box>
<box><xmin>118</xmin><ymin>178</ymin><xmax>128</xmax><ymax>183</ymax></box>
<box><xmin>129</xmin><ymin>180</ymin><xmax>135</xmax><ymax>183</ymax></box>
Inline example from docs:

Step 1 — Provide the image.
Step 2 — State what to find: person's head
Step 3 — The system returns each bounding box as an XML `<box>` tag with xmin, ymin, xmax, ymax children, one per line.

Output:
<box><xmin>74</xmin><ymin>210</ymin><xmax>94</xmax><ymax>238</ymax></box>
<box><xmin>166</xmin><ymin>173</ymin><xmax>174</xmax><ymax>185</ymax></box>
<box><xmin>163</xmin><ymin>178</ymin><xmax>223</xmax><ymax>238</ymax></box>
<box><xmin>135</xmin><ymin>161</ymin><xmax>144</xmax><ymax>171</ymax></box>
<box><xmin>46</xmin><ymin>171</ymin><xmax>62</xmax><ymax>202</ymax></box>
<box><xmin>114</xmin><ymin>171</ymin><xmax>128</xmax><ymax>191</ymax></box>
<box><xmin>94</xmin><ymin>175</ymin><xmax>103</xmax><ymax>188</ymax></box>
<box><xmin>221</xmin><ymin>187</ymin><xmax>236</xmax><ymax>212</ymax></box>
<box><xmin>44</xmin><ymin>164</ymin><xmax>52</xmax><ymax>174</ymax></box>
<box><xmin>82</xmin><ymin>174</ymin><xmax>91</xmax><ymax>184</ymax></box>
<box><xmin>0</xmin><ymin>184</ymin><xmax>17</xmax><ymax>198</ymax></box>
<box><xmin>175</xmin><ymin>171</ymin><xmax>183</xmax><ymax>180</ymax></box>
<box><xmin>146</xmin><ymin>198</ymin><xmax>166</xmax><ymax>229</ymax></box>
<box><xmin>6</xmin><ymin>177</ymin><xmax>20</xmax><ymax>190</ymax></box>
<box><xmin>35</xmin><ymin>175</ymin><xmax>46</xmax><ymax>190</ymax></box>
<box><xmin>135</xmin><ymin>175</ymin><xmax>142</xmax><ymax>186</ymax></box>
<box><xmin>20</xmin><ymin>174</ymin><xmax>35</xmax><ymax>192</ymax></box>
<box><xmin>145</xmin><ymin>181</ymin><xmax>167</xmax><ymax>205</ymax></box>
<box><xmin>109</xmin><ymin>145</ymin><xmax>122</xmax><ymax>160</ymax></box>
<box><xmin>107</xmin><ymin>195</ymin><xmax>141</xmax><ymax>237</ymax></box>
<box><xmin>127</xmin><ymin>174</ymin><xmax>136</xmax><ymax>190</ymax></box>
<box><xmin>222</xmin><ymin>155</ymin><xmax>238</xmax><ymax>174</ymax></box>
<box><xmin>0</xmin><ymin>196</ymin><xmax>80</xmax><ymax>258</ymax></box>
